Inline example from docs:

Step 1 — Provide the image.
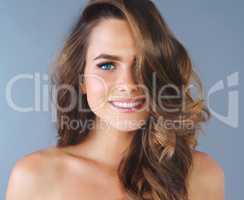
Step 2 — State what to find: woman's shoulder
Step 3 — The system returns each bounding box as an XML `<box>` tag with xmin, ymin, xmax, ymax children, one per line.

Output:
<box><xmin>6</xmin><ymin>146</ymin><xmax>67</xmax><ymax>199</ymax></box>
<box><xmin>9</xmin><ymin>146</ymin><xmax>71</xmax><ymax>177</ymax></box>
<box><xmin>191</xmin><ymin>150</ymin><xmax>224</xmax><ymax>180</ymax></box>
<box><xmin>10</xmin><ymin>146</ymin><xmax>64</xmax><ymax>173</ymax></box>
<box><xmin>188</xmin><ymin>150</ymin><xmax>225</xmax><ymax>200</ymax></box>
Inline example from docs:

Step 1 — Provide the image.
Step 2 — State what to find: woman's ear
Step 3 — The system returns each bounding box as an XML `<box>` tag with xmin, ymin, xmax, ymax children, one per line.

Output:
<box><xmin>80</xmin><ymin>83</ymin><xmax>87</xmax><ymax>94</ymax></box>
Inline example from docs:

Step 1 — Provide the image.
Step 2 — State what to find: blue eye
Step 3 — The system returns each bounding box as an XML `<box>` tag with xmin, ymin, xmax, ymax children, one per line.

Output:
<box><xmin>97</xmin><ymin>62</ymin><xmax>115</xmax><ymax>71</ymax></box>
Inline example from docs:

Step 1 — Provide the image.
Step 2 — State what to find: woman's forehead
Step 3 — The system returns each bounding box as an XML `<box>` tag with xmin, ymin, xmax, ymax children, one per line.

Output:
<box><xmin>86</xmin><ymin>19</ymin><xmax>137</xmax><ymax>61</ymax></box>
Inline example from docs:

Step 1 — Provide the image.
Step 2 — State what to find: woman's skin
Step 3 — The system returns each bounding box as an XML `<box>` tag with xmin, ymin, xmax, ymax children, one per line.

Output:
<box><xmin>6</xmin><ymin>19</ymin><xmax>224</xmax><ymax>200</ymax></box>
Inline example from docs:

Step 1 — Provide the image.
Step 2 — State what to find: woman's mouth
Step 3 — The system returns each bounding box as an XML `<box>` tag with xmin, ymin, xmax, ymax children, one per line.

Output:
<box><xmin>108</xmin><ymin>98</ymin><xmax>146</xmax><ymax>112</ymax></box>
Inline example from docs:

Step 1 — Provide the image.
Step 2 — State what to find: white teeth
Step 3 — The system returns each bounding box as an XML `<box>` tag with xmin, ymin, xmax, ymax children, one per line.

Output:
<box><xmin>111</xmin><ymin>101</ymin><xmax>142</xmax><ymax>108</ymax></box>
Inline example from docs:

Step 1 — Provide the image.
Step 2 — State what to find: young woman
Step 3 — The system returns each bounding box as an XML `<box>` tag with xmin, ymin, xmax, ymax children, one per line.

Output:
<box><xmin>6</xmin><ymin>0</ymin><xmax>224</xmax><ymax>199</ymax></box>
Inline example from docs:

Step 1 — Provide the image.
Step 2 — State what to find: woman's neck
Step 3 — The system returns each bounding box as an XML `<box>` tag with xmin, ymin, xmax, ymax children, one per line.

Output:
<box><xmin>74</xmin><ymin>117</ymin><xmax>136</xmax><ymax>171</ymax></box>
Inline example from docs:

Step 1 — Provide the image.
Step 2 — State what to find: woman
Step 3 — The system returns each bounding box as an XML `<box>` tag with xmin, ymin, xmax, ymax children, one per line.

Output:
<box><xmin>6</xmin><ymin>0</ymin><xmax>224</xmax><ymax>199</ymax></box>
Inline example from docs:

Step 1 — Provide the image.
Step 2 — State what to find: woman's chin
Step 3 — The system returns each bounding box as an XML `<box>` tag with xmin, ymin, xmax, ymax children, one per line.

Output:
<box><xmin>107</xmin><ymin>119</ymin><xmax>145</xmax><ymax>132</ymax></box>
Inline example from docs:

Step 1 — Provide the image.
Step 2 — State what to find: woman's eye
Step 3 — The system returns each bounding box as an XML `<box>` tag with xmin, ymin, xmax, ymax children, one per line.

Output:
<box><xmin>97</xmin><ymin>62</ymin><xmax>115</xmax><ymax>71</ymax></box>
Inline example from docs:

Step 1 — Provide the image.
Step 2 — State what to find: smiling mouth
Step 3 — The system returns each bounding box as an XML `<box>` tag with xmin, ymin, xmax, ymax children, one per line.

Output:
<box><xmin>108</xmin><ymin>98</ymin><xmax>146</xmax><ymax>111</ymax></box>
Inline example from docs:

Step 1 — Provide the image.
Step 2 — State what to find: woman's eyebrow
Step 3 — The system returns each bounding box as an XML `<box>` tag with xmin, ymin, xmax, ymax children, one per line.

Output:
<box><xmin>94</xmin><ymin>53</ymin><xmax>136</xmax><ymax>63</ymax></box>
<box><xmin>93</xmin><ymin>53</ymin><xmax>123</xmax><ymax>61</ymax></box>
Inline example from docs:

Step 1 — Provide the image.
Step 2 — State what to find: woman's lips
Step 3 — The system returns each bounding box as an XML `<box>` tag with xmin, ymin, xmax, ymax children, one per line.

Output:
<box><xmin>108</xmin><ymin>98</ymin><xmax>146</xmax><ymax>112</ymax></box>
<box><xmin>108</xmin><ymin>96</ymin><xmax>146</xmax><ymax>103</ymax></box>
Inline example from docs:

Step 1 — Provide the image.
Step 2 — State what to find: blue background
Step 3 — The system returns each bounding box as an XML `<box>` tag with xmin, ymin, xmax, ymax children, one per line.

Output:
<box><xmin>0</xmin><ymin>0</ymin><xmax>243</xmax><ymax>199</ymax></box>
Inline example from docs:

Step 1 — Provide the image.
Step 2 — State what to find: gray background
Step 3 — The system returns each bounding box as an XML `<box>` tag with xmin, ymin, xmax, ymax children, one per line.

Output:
<box><xmin>0</xmin><ymin>0</ymin><xmax>243</xmax><ymax>199</ymax></box>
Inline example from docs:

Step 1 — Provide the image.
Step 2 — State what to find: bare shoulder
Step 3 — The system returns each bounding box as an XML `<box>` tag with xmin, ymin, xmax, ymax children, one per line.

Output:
<box><xmin>188</xmin><ymin>150</ymin><xmax>225</xmax><ymax>200</ymax></box>
<box><xmin>5</xmin><ymin>146</ymin><xmax>64</xmax><ymax>200</ymax></box>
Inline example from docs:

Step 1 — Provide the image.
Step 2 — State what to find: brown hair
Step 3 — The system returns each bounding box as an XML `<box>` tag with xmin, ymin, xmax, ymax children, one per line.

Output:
<box><xmin>51</xmin><ymin>0</ymin><xmax>211</xmax><ymax>199</ymax></box>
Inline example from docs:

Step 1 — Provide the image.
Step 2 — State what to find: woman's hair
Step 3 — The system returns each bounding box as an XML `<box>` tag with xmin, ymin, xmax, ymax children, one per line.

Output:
<box><xmin>51</xmin><ymin>0</ymin><xmax>211</xmax><ymax>199</ymax></box>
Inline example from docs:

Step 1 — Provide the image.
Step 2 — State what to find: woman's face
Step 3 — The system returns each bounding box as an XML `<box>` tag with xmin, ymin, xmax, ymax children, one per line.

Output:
<box><xmin>83</xmin><ymin>19</ymin><xmax>149</xmax><ymax>131</ymax></box>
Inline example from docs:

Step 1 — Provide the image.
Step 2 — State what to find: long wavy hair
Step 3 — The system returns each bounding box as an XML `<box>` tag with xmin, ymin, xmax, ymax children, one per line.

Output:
<box><xmin>51</xmin><ymin>0</ymin><xmax>211</xmax><ymax>199</ymax></box>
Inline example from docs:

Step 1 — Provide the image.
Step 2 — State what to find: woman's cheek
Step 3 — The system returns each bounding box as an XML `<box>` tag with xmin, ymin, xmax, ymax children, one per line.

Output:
<box><xmin>86</xmin><ymin>75</ymin><xmax>110</xmax><ymax>111</ymax></box>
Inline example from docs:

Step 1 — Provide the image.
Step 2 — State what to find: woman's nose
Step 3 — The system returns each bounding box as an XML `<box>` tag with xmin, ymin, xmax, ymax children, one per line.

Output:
<box><xmin>117</xmin><ymin>83</ymin><xmax>139</xmax><ymax>94</ymax></box>
<box><xmin>116</xmin><ymin>68</ymin><xmax>139</xmax><ymax>94</ymax></box>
